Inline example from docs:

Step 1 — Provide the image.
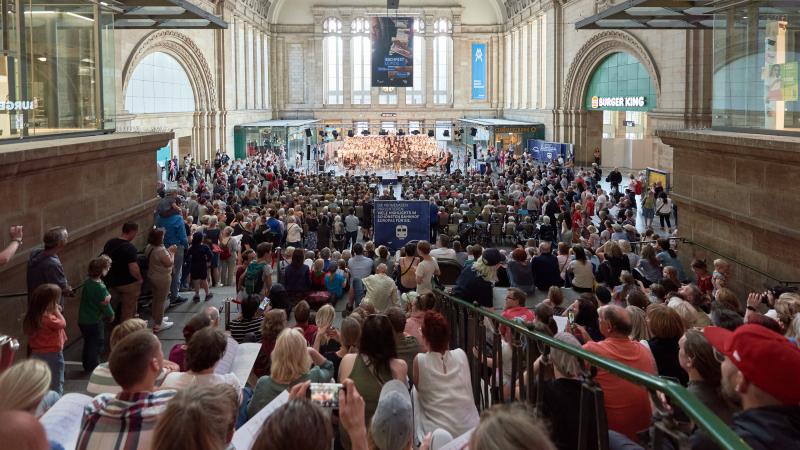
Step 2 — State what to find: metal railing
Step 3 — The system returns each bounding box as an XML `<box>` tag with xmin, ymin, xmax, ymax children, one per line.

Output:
<box><xmin>434</xmin><ymin>289</ymin><xmax>750</xmax><ymax>450</ymax></box>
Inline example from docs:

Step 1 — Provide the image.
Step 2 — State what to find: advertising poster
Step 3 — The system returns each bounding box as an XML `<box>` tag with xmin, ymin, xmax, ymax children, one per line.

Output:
<box><xmin>782</xmin><ymin>62</ymin><xmax>798</xmax><ymax>101</ymax></box>
<box><xmin>527</xmin><ymin>139</ymin><xmax>563</xmax><ymax>162</ymax></box>
<box><xmin>373</xmin><ymin>200</ymin><xmax>430</xmax><ymax>251</ymax></box>
<box><xmin>471</xmin><ymin>43</ymin><xmax>487</xmax><ymax>100</ymax></box>
<box><xmin>370</xmin><ymin>17</ymin><xmax>414</xmax><ymax>87</ymax></box>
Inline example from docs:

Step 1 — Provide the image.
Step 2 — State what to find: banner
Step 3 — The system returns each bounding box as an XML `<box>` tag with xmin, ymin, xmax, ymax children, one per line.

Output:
<box><xmin>373</xmin><ymin>200</ymin><xmax>430</xmax><ymax>251</ymax></box>
<box><xmin>370</xmin><ymin>17</ymin><xmax>414</xmax><ymax>87</ymax></box>
<box><xmin>471</xmin><ymin>43</ymin><xmax>487</xmax><ymax>100</ymax></box>
<box><xmin>527</xmin><ymin>139</ymin><xmax>573</xmax><ymax>162</ymax></box>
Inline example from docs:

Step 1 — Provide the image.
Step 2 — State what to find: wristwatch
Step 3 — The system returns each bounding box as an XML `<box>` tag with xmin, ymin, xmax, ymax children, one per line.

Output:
<box><xmin>746</xmin><ymin>305</ymin><xmax>757</xmax><ymax>312</ymax></box>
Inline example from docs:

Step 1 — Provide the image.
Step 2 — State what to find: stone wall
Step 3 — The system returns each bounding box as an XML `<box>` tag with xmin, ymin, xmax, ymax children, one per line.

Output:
<box><xmin>659</xmin><ymin>130</ymin><xmax>800</xmax><ymax>297</ymax></box>
<box><xmin>0</xmin><ymin>132</ymin><xmax>172</xmax><ymax>347</ymax></box>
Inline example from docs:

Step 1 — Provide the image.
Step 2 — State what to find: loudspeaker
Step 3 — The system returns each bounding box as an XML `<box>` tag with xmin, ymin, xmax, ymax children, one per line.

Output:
<box><xmin>428</xmin><ymin>130</ymin><xmax>434</xmax><ymax>137</ymax></box>
<box><xmin>398</xmin><ymin>129</ymin><xmax>405</xmax><ymax>136</ymax></box>
<box><xmin>305</xmin><ymin>128</ymin><xmax>312</xmax><ymax>137</ymax></box>
<box><xmin>443</xmin><ymin>130</ymin><xmax>450</xmax><ymax>137</ymax></box>
<box><xmin>361</xmin><ymin>130</ymin><xmax>370</xmax><ymax>136</ymax></box>
<box><xmin>473</xmin><ymin>144</ymin><xmax>477</xmax><ymax>159</ymax></box>
<box><xmin>411</xmin><ymin>130</ymin><xmax>420</xmax><ymax>135</ymax></box>
<box><xmin>470</xmin><ymin>127</ymin><xmax>477</xmax><ymax>137</ymax></box>
<box><xmin>306</xmin><ymin>145</ymin><xmax>311</xmax><ymax>160</ymax></box>
<box><xmin>332</xmin><ymin>130</ymin><xmax>339</xmax><ymax>139</ymax></box>
<box><xmin>348</xmin><ymin>130</ymin><xmax>354</xmax><ymax>138</ymax></box>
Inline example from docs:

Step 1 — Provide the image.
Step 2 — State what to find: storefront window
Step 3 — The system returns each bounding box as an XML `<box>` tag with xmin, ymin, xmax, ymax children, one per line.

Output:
<box><xmin>0</xmin><ymin>1</ymin><xmax>114</xmax><ymax>140</ymax></box>
<box><xmin>713</xmin><ymin>6</ymin><xmax>800</xmax><ymax>133</ymax></box>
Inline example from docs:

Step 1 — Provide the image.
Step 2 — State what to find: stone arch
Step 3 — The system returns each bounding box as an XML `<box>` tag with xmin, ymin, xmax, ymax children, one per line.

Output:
<box><xmin>122</xmin><ymin>30</ymin><xmax>217</xmax><ymax>113</ymax></box>
<box><xmin>562</xmin><ymin>30</ymin><xmax>661</xmax><ymax>111</ymax></box>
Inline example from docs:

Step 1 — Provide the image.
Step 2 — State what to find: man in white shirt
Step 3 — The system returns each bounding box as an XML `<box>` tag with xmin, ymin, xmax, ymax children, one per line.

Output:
<box><xmin>344</xmin><ymin>209</ymin><xmax>360</xmax><ymax>249</ymax></box>
<box><xmin>429</xmin><ymin>235</ymin><xmax>457</xmax><ymax>261</ymax></box>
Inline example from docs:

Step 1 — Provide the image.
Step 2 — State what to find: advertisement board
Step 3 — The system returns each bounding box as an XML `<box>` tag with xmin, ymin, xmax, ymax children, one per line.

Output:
<box><xmin>370</xmin><ymin>17</ymin><xmax>414</xmax><ymax>87</ymax></box>
<box><xmin>373</xmin><ymin>200</ymin><xmax>430</xmax><ymax>251</ymax></box>
<box><xmin>471</xmin><ymin>43</ymin><xmax>487</xmax><ymax>100</ymax></box>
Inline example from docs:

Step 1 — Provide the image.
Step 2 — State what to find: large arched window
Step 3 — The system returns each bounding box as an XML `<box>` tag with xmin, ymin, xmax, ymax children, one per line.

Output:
<box><xmin>351</xmin><ymin>17</ymin><xmax>371</xmax><ymax>105</ymax></box>
<box><xmin>406</xmin><ymin>18</ymin><xmax>425</xmax><ymax>105</ymax></box>
<box><xmin>432</xmin><ymin>18</ymin><xmax>452</xmax><ymax>105</ymax></box>
<box><xmin>125</xmin><ymin>52</ymin><xmax>195</xmax><ymax>114</ymax></box>
<box><xmin>323</xmin><ymin>17</ymin><xmax>343</xmax><ymax>105</ymax></box>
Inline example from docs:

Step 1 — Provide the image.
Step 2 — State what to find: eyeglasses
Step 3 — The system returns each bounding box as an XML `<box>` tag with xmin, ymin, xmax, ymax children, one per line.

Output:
<box><xmin>712</xmin><ymin>348</ymin><xmax>727</xmax><ymax>364</ymax></box>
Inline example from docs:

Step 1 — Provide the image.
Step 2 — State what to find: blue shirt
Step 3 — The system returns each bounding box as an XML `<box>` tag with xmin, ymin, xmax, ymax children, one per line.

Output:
<box><xmin>156</xmin><ymin>214</ymin><xmax>188</xmax><ymax>247</ymax></box>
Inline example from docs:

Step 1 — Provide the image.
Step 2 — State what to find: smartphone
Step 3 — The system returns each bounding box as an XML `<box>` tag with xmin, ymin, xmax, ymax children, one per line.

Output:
<box><xmin>259</xmin><ymin>297</ymin><xmax>270</xmax><ymax>311</ymax></box>
<box><xmin>307</xmin><ymin>383</ymin><xmax>343</xmax><ymax>410</ymax></box>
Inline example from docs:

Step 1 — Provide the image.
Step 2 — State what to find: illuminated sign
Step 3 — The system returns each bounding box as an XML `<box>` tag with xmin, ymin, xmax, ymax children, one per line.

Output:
<box><xmin>590</xmin><ymin>96</ymin><xmax>646</xmax><ymax>109</ymax></box>
<box><xmin>0</xmin><ymin>99</ymin><xmax>39</xmax><ymax>111</ymax></box>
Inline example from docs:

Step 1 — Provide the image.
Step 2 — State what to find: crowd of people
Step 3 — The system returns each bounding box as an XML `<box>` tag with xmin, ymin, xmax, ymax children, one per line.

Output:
<box><xmin>1</xmin><ymin>145</ymin><xmax>799</xmax><ymax>450</ymax></box>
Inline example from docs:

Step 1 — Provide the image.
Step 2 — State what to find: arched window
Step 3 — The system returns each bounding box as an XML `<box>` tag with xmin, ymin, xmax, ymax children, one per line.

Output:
<box><xmin>323</xmin><ymin>17</ymin><xmax>343</xmax><ymax>105</ymax></box>
<box><xmin>351</xmin><ymin>17</ymin><xmax>371</xmax><ymax>105</ymax></box>
<box><xmin>406</xmin><ymin>18</ymin><xmax>425</xmax><ymax>105</ymax></box>
<box><xmin>125</xmin><ymin>52</ymin><xmax>195</xmax><ymax>114</ymax></box>
<box><xmin>432</xmin><ymin>18</ymin><xmax>452</xmax><ymax>105</ymax></box>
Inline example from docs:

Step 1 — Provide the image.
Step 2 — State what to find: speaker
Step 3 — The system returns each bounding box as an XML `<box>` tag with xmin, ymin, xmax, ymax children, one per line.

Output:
<box><xmin>332</xmin><ymin>130</ymin><xmax>339</xmax><ymax>139</ymax></box>
<box><xmin>470</xmin><ymin>127</ymin><xmax>477</xmax><ymax>137</ymax></box>
<box><xmin>443</xmin><ymin>130</ymin><xmax>450</xmax><ymax>137</ymax></box>
<box><xmin>428</xmin><ymin>130</ymin><xmax>434</xmax><ymax>137</ymax></box>
<box><xmin>305</xmin><ymin>128</ymin><xmax>312</xmax><ymax>137</ymax></box>
<box><xmin>361</xmin><ymin>130</ymin><xmax>370</xmax><ymax>136</ymax></box>
<box><xmin>411</xmin><ymin>130</ymin><xmax>420</xmax><ymax>135</ymax></box>
<box><xmin>348</xmin><ymin>130</ymin><xmax>354</xmax><ymax>138</ymax></box>
<box><xmin>397</xmin><ymin>129</ymin><xmax>405</xmax><ymax>136</ymax></box>
<box><xmin>306</xmin><ymin>144</ymin><xmax>311</xmax><ymax>160</ymax></box>
<box><xmin>473</xmin><ymin>144</ymin><xmax>478</xmax><ymax>159</ymax></box>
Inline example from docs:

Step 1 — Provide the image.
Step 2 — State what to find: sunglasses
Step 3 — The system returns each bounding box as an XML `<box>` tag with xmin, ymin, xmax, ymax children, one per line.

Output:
<box><xmin>712</xmin><ymin>348</ymin><xmax>727</xmax><ymax>364</ymax></box>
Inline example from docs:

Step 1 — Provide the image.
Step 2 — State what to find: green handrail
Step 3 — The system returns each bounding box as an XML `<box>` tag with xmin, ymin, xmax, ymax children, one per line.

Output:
<box><xmin>436</xmin><ymin>289</ymin><xmax>751</xmax><ymax>450</ymax></box>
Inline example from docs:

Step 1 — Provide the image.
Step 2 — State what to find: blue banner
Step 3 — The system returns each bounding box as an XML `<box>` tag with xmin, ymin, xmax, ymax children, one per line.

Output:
<box><xmin>527</xmin><ymin>139</ymin><xmax>571</xmax><ymax>162</ymax></box>
<box><xmin>472</xmin><ymin>43</ymin><xmax>487</xmax><ymax>100</ymax></box>
<box><xmin>371</xmin><ymin>17</ymin><xmax>414</xmax><ymax>87</ymax></box>
<box><xmin>373</xmin><ymin>200</ymin><xmax>430</xmax><ymax>251</ymax></box>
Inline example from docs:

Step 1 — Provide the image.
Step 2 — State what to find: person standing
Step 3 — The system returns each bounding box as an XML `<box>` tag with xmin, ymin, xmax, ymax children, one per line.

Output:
<box><xmin>144</xmin><ymin>228</ymin><xmax>175</xmax><ymax>333</ymax></box>
<box><xmin>344</xmin><ymin>209</ymin><xmax>360</xmax><ymax>249</ymax></box>
<box><xmin>27</xmin><ymin>227</ymin><xmax>74</xmax><ymax>305</ymax></box>
<box><xmin>102</xmin><ymin>223</ymin><xmax>143</xmax><ymax>322</ymax></box>
<box><xmin>156</xmin><ymin>193</ymin><xmax>189</xmax><ymax>305</ymax></box>
<box><xmin>415</xmin><ymin>241</ymin><xmax>441</xmax><ymax>297</ymax></box>
<box><xmin>79</xmin><ymin>256</ymin><xmax>115</xmax><ymax>372</ymax></box>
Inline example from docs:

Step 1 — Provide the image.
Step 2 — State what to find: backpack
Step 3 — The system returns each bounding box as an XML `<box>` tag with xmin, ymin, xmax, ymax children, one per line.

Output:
<box><xmin>244</xmin><ymin>261</ymin><xmax>268</xmax><ymax>295</ymax></box>
<box><xmin>220</xmin><ymin>241</ymin><xmax>232</xmax><ymax>260</ymax></box>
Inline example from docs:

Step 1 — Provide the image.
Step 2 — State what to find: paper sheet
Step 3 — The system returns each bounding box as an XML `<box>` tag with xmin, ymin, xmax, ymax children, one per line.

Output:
<box><xmin>231</xmin><ymin>343</ymin><xmax>261</xmax><ymax>385</ymax></box>
<box><xmin>215</xmin><ymin>336</ymin><xmax>240</xmax><ymax>375</ymax></box>
<box><xmin>554</xmin><ymin>316</ymin><xmax>568</xmax><ymax>333</ymax></box>
<box><xmin>231</xmin><ymin>390</ymin><xmax>289</xmax><ymax>450</ymax></box>
<box><xmin>40</xmin><ymin>393</ymin><xmax>93</xmax><ymax>450</ymax></box>
<box><xmin>439</xmin><ymin>428</ymin><xmax>474</xmax><ymax>450</ymax></box>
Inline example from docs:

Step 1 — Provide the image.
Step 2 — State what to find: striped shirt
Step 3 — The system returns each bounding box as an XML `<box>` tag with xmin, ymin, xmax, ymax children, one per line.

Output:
<box><xmin>77</xmin><ymin>390</ymin><xmax>176</xmax><ymax>450</ymax></box>
<box><xmin>86</xmin><ymin>363</ymin><xmax>168</xmax><ymax>395</ymax></box>
<box><xmin>228</xmin><ymin>317</ymin><xmax>263</xmax><ymax>343</ymax></box>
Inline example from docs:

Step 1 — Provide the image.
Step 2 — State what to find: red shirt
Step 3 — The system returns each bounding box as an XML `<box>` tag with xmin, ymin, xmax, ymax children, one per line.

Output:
<box><xmin>500</xmin><ymin>306</ymin><xmax>535</xmax><ymax>340</ymax></box>
<box><xmin>585</xmin><ymin>199</ymin><xmax>595</xmax><ymax>217</ymax></box>
<box><xmin>28</xmin><ymin>311</ymin><xmax>67</xmax><ymax>354</ymax></box>
<box><xmin>696</xmin><ymin>273</ymin><xmax>713</xmax><ymax>295</ymax></box>
<box><xmin>295</xmin><ymin>323</ymin><xmax>318</xmax><ymax>346</ymax></box>
<box><xmin>583</xmin><ymin>337</ymin><xmax>656</xmax><ymax>442</ymax></box>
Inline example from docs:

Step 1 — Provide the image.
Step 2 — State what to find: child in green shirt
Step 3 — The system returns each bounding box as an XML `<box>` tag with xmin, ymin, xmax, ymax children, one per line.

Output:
<box><xmin>79</xmin><ymin>255</ymin><xmax>115</xmax><ymax>372</ymax></box>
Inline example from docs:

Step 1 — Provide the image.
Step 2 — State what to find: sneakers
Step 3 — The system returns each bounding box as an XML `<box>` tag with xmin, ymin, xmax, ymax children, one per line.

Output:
<box><xmin>168</xmin><ymin>296</ymin><xmax>188</xmax><ymax>307</ymax></box>
<box><xmin>154</xmin><ymin>320</ymin><xmax>174</xmax><ymax>333</ymax></box>
<box><xmin>205</xmin><ymin>293</ymin><xmax>214</xmax><ymax>302</ymax></box>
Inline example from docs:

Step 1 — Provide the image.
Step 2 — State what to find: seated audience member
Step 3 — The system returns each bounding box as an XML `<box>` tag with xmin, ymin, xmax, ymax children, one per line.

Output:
<box><xmin>228</xmin><ymin>294</ymin><xmax>263</xmax><ymax>343</ymax></box>
<box><xmin>468</xmin><ymin>403</ymin><xmax>557</xmax><ymax>450</ymax></box>
<box><xmin>323</xmin><ymin>316</ymin><xmax>361</xmax><ymax>378</ymax></box>
<box><xmin>247</xmin><ymin>328</ymin><xmax>334</xmax><ymax>419</ymax></box>
<box><xmin>152</xmin><ymin>384</ymin><xmax>239</xmax><ymax>450</ymax></box>
<box><xmin>362</xmin><ymin>264</ymin><xmax>400</xmax><ymax>312</ymax></box>
<box><xmin>531</xmin><ymin>243</ymin><xmax>563</xmax><ymax>292</ymax></box>
<box><xmin>413</xmin><ymin>311</ymin><xmax>479</xmax><ymax>441</ymax></box>
<box><xmin>0</xmin><ymin>410</ymin><xmax>52</xmax><ymax>450</ymax></box>
<box><xmin>404</xmin><ymin>293</ymin><xmax>436</xmax><ymax>350</ymax></box>
<box><xmin>539</xmin><ymin>333</ymin><xmax>597</xmax><ymax>450</ymax></box>
<box><xmin>293</xmin><ymin>300</ymin><xmax>318</xmax><ymax>345</ymax></box>
<box><xmin>169</xmin><ymin>312</ymin><xmax>212</xmax><ymax>371</ymax></box>
<box><xmin>500</xmin><ymin>288</ymin><xmax>535</xmax><ymax>338</ymax></box>
<box><xmin>386</xmin><ymin>307</ymin><xmax>420</xmax><ymax>374</ymax></box>
<box><xmin>87</xmin><ymin>319</ymin><xmax>175</xmax><ymax>395</ymax></box>
<box><xmin>0</xmin><ymin>359</ymin><xmax>57</xmax><ymax>416</ymax></box>
<box><xmin>646</xmin><ymin>304</ymin><xmax>689</xmax><ymax>385</ymax></box>
<box><xmin>371</xmin><ymin>380</ymin><xmax>415</xmax><ymax>450</ymax></box>
<box><xmin>506</xmin><ymin>248</ymin><xmax>535</xmax><ymax>295</ymax></box>
<box><xmin>77</xmin><ymin>330</ymin><xmax>176</xmax><ymax>450</ymax></box>
<box><xmin>429</xmin><ymin>235</ymin><xmax>456</xmax><ymax>261</ymax></box>
<box><xmin>581</xmin><ymin>305</ymin><xmax>657</xmax><ymax>442</ymax></box>
<box><xmin>324</xmin><ymin>263</ymin><xmax>347</xmax><ymax>302</ymax></box>
<box><xmin>710</xmin><ymin>303</ymin><xmax>744</xmax><ymax>331</ymax></box>
<box><xmin>703</xmin><ymin>324</ymin><xmax>800</xmax><ymax>448</ymax></box>
<box><xmin>453</xmin><ymin>248</ymin><xmax>506</xmax><ymax>308</ymax></box>
<box><xmin>678</xmin><ymin>329</ymin><xmax>736</xmax><ymax>426</ymax></box>
<box><xmin>252</xmin><ymin>309</ymin><xmax>288</xmax><ymax>378</ymax></box>
<box><xmin>312</xmin><ymin>304</ymin><xmax>340</xmax><ymax>354</ymax></box>
<box><xmin>161</xmin><ymin>327</ymin><xmax>241</xmax><ymax>393</ymax></box>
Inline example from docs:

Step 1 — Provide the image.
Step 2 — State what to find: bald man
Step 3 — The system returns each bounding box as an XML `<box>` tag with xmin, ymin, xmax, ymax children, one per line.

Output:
<box><xmin>362</xmin><ymin>263</ymin><xmax>400</xmax><ymax>313</ymax></box>
<box><xmin>582</xmin><ymin>305</ymin><xmax>656</xmax><ymax>443</ymax></box>
<box><xmin>0</xmin><ymin>411</ymin><xmax>50</xmax><ymax>450</ymax></box>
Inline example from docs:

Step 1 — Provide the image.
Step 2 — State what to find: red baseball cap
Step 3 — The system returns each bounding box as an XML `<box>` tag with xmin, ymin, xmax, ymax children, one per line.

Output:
<box><xmin>704</xmin><ymin>324</ymin><xmax>800</xmax><ymax>405</ymax></box>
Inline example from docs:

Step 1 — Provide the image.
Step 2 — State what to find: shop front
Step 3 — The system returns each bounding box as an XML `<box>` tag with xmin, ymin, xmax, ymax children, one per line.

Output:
<box><xmin>460</xmin><ymin>118</ymin><xmax>544</xmax><ymax>161</ymax></box>
<box><xmin>234</xmin><ymin>119</ymin><xmax>320</xmax><ymax>161</ymax></box>
<box><xmin>584</xmin><ymin>51</ymin><xmax>657</xmax><ymax>169</ymax></box>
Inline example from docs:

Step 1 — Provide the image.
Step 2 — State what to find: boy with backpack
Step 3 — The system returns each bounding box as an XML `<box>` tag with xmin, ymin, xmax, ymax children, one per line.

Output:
<box><xmin>240</xmin><ymin>242</ymin><xmax>273</xmax><ymax>298</ymax></box>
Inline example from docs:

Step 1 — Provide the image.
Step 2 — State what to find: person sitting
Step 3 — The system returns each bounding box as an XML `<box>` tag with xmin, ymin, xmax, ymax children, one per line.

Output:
<box><xmin>309</xmin><ymin>259</ymin><xmax>327</xmax><ymax>291</ymax></box>
<box><xmin>531</xmin><ymin>242</ymin><xmax>563</xmax><ymax>292</ymax></box>
<box><xmin>386</xmin><ymin>307</ymin><xmax>420</xmax><ymax>377</ymax></box>
<box><xmin>161</xmin><ymin>327</ymin><xmax>241</xmax><ymax>393</ymax></box>
<box><xmin>168</xmin><ymin>312</ymin><xmax>212</xmax><ymax>371</ymax></box>
<box><xmin>468</xmin><ymin>403</ymin><xmax>558</xmax><ymax>450</ymax></box>
<box><xmin>371</xmin><ymin>380</ymin><xmax>415</xmax><ymax>450</ymax></box>
<box><xmin>413</xmin><ymin>311</ymin><xmax>479</xmax><ymax>441</ymax></box>
<box><xmin>453</xmin><ymin>248</ymin><xmax>506</xmax><ymax>308</ymax></box>
<box><xmin>77</xmin><ymin>330</ymin><xmax>177</xmax><ymax>450</ymax></box>
<box><xmin>362</xmin><ymin>264</ymin><xmax>400</xmax><ymax>312</ymax></box>
<box><xmin>293</xmin><ymin>300</ymin><xmax>317</xmax><ymax>345</ymax></box>
<box><xmin>252</xmin><ymin>309</ymin><xmax>288</xmax><ymax>378</ymax></box>
<box><xmin>579</xmin><ymin>305</ymin><xmax>656</xmax><ymax>442</ymax></box>
<box><xmin>247</xmin><ymin>328</ymin><xmax>334</xmax><ymax>419</ymax></box>
<box><xmin>506</xmin><ymin>248</ymin><xmax>535</xmax><ymax>295</ymax></box>
<box><xmin>0</xmin><ymin>359</ymin><xmax>58</xmax><ymax>416</ymax></box>
<box><xmin>228</xmin><ymin>294</ymin><xmax>263</xmax><ymax>343</ymax></box>
<box><xmin>152</xmin><ymin>384</ymin><xmax>239</xmax><ymax>450</ymax></box>
<box><xmin>678</xmin><ymin>329</ymin><xmax>736</xmax><ymax>427</ymax></box>
<box><xmin>645</xmin><ymin>304</ymin><xmax>689</xmax><ymax>385</ymax></box>
<box><xmin>702</xmin><ymin>324</ymin><xmax>800</xmax><ymax>449</ymax></box>
<box><xmin>429</xmin><ymin>235</ymin><xmax>456</xmax><ymax>261</ymax></box>
<box><xmin>0</xmin><ymin>410</ymin><xmax>52</xmax><ymax>450</ymax></box>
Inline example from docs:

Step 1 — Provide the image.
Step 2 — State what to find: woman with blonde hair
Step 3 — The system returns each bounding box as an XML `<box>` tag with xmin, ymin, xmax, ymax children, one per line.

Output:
<box><xmin>0</xmin><ymin>359</ymin><xmax>53</xmax><ymax>414</ymax></box>
<box><xmin>247</xmin><ymin>328</ymin><xmax>334</xmax><ymax>419</ymax></box>
<box><xmin>469</xmin><ymin>403</ymin><xmax>556</xmax><ymax>450</ymax></box>
<box><xmin>627</xmin><ymin>306</ymin><xmax>650</xmax><ymax>341</ymax></box>
<box><xmin>152</xmin><ymin>384</ymin><xmax>239</xmax><ymax>450</ymax></box>
<box><xmin>312</xmin><ymin>304</ymin><xmax>337</xmax><ymax>352</ymax></box>
<box><xmin>774</xmin><ymin>293</ymin><xmax>800</xmax><ymax>339</ymax></box>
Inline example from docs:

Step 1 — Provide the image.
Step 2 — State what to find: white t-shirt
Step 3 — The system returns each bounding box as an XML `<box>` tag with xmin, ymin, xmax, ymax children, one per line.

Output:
<box><xmin>569</xmin><ymin>259</ymin><xmax>594</xmax><ymax>289</ymax></box>
<box><xmin>430</xmin><ymin>248</ymin><xmax>457</xmax><ymax>261</ymax></box>
<box><xmin>160</xmin><ymin>371</ymin><xmax>242</xmax><ymax>393</ymax></box>
<box><xmin>415</xmin><ymin>259</ymin><xmax>440</xmax><ymax>296</ymax></box>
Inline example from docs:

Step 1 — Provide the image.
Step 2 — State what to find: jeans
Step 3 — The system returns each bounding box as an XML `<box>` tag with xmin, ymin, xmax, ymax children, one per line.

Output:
<box><xmin>351</xmin><ymin>277</ymin><xmax>365</xmax><ymax>307</ymax></box>
<box><xmin>31</xmin><ymin>351</ymin><xmax>64</xmax><ymax>395</ymax></box>
<box><xmin>109</xmin><ymin>282</ymin><xmax>141</xmax><ymax>322</ymax></box>
<box><xmin>659</xmin><ymin>213</ymin><xmax>672</xmax><ymax>229</ymax></box>
<box><xmin>346</xmin><ymin>230</ymin><xmax>358</xmax><ymax>249</ymax></box>
<box><xmin>79</xmin><ymin>322</ymin><xmax>104</xmax><ymax>372</ymax></box>
<box><xmin>169</xmin><ymin>245</ymin><xmax>185</xmax><ymax>299</ymax></box>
